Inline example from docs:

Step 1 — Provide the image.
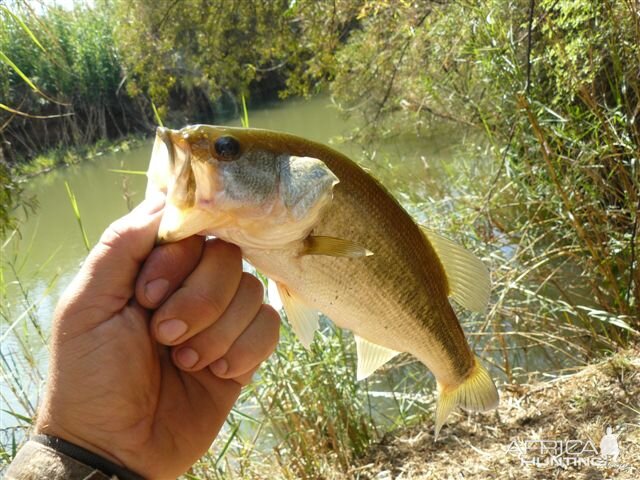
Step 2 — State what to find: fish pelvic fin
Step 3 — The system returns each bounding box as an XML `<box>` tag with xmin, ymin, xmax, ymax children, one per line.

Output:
<box><xmin>434</xmin><ymin>356</ymin><xmax>499</xmax><ymax>440</ymax></box>
<box><xmin>276</xmin><ymin>282</ymin><xmax>319</xmax><ymax>349</ymax></box>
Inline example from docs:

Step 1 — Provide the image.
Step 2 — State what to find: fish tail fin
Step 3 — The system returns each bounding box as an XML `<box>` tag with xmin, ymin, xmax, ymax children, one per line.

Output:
<box><xmin>434</xmin><ymin>356</ymin><xmax>499</xmax><ymax>440</ymax></box>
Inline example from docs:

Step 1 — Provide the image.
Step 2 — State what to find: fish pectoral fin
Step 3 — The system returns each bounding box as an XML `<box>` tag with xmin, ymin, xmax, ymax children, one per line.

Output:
<box><xmin>354</xmin><ymin>335</ymin><xmax>401</xmax><ymax>381</ymax></box>
<box><xmin>302</xmin><ymin>235</ymin><xmax>373</xmax><ymax>258</ymax></box>
<box><xmin>277</xmin><ymin>282</ymin><xmax>319</xmax><ymax>349</ymax></box>
<box><xmin>434</xmin><ymin>356</ymin><xmax>498</xmax><ymax>440</ymax></box>
<box><xmin>420</xmin><ymin>227</ymin><xmax>490</xmax><ymax>312</ymax></box>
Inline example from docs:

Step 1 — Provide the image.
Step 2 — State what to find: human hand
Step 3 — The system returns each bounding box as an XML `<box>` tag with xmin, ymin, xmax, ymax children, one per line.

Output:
<box><xmin>35</xmin><ymin>195</ymin><xmax>280</xmax><ymax>479</ymax></box>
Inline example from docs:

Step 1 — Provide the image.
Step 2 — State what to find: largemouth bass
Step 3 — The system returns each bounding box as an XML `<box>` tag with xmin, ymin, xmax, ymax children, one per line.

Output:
<box><xmin>146</xmin><ymin>124</ymin><xmax>499</xmax><ymax>437</ymax></box>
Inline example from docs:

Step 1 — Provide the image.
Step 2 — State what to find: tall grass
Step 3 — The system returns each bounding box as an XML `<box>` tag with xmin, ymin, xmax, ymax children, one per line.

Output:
<box><xmin>187</xmin><ymin>320</ymin><xmax>434</xmax><ymax>479</ymax></box>
<box><xmin>63</xmin><ymin>181</ymin><xmax>90</xmax><ymax>253</ymax></box>
<box><xmin>0</xmin><ymin>228</ymin><xmax>54</xmax><ymax>465</ymax></box>
<box><xmin>0</xmin><ymin>3</ymin><xmax>150</xmax><ymax>163</ymax></box>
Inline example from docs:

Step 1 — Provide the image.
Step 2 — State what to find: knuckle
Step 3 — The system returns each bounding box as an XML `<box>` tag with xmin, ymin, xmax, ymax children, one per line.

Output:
<box><xmin>240</xmin><ymin>273</ymin><xmax>265</xmax><ymax>303</ymax></box>
<box><xmin>150</xmin><ymin>242</ymin><xmax>186</xmax><ymax>274</ymax></box>
<box><xmin>229</xmin><ymin>343</ymin><xmax>251</xmax><ymax>365</ymax></box>
<box><xmin>209</xmin><ymin>329</ymin><xmax>234</xmax><ymax>355</ymax></box>
<box><xmin>259</xmin><ymin>304</ymin><xmax>281</xmax><ymax>349</ymax></box>
<box><xmin>260</xmin><ymin>303</ymin><xmax>281</xmax><ymax>325</ymax></box>
<box><xmin>138</xmin><ymin>237</ymin><xmax>203</xmax><ymax>299</ymax></box>
<box><xmin>192</xmin><ymin>336</ymin><xmax>227</xmax><ymax>364</ymax></box>
<box><xmin>189</xmin><ymin>287</ymin><xmax>228</xmax><ymax>320</ymax></box>
<box><xmin>99</xmin><ymin>218</ymin><xmax>129</xmax><ymax>250</ymax></box>
<box><xmin>98</xmin><ymin>216</ymin><xmax>148</xmax><ymax>262</ymax></box>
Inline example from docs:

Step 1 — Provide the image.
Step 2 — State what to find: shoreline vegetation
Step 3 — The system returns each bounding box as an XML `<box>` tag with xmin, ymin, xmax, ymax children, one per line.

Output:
<box><xmin>1</xmin><ymin>0</ymin><xmax>639</xmax><ymax>478</ymax></box>
<box><xmin>15</xmin><ymin>134</ymin><xmax>148</xmax><ymax>178</ymax></box>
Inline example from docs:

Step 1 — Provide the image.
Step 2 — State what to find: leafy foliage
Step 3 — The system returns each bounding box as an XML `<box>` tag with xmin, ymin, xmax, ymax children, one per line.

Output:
<box><xmin>112</xmin><ymin>0</ymin><xmax>296</xmax><ymax>119</ymax></box>
<box><xmin>0</xmin><ymin>2</ymin><xmax>145</xmax><ymax>163</ymax></box>
<box><xmin>288</xmin><ymin>0</ymin><xmax>639</xmax><ymax>325</ymax></box>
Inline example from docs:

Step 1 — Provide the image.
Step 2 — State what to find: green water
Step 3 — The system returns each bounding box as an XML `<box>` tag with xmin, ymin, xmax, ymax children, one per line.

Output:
<box><xmin>1</xmin><ymin>96</ymin><xmax>475</xmax><ymax>432</ymax></box>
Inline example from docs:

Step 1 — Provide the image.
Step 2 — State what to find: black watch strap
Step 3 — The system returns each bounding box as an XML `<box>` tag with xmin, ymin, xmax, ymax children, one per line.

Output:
<box><xmin>31</xmin><ymin>434</ymin><xmax>145</xmax><ymax>480</ymax></box>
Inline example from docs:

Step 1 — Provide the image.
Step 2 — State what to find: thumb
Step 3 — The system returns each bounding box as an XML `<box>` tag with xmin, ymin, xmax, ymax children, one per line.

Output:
<box><xmin>58</xmin><ymin>194</ymin><xmax>166</xmax><ymax>323</ymax></box>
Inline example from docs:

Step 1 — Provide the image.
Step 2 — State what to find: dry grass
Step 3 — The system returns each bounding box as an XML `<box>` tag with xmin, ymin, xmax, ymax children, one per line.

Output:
<box><xmin>351</xmin><ymin>348</ymin><xmax>639</xmax><ymax>480</ymax></box>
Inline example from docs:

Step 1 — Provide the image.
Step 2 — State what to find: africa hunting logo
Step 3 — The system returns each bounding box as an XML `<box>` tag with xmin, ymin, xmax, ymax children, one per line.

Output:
<box><xmin>506</xmin><ymin>426</ymin><xmax>630</xmax><ymax>470</ymax></box>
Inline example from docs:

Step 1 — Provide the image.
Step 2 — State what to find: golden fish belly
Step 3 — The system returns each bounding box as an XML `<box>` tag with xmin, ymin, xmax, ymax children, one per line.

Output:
<box><xmin>245</xmin><ymin>183</ymin><xmax>475</xmax><ymax>388</ymax></box>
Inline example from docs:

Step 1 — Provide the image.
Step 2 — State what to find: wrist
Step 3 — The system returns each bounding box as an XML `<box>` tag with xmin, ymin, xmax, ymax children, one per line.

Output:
<box><xmin>34</xmin><ymin>435</ymin><xmax>145</xmax><ymax>480</ymax></box>
<box><xmin>35</xmin><ymin>418</ymin><xmax>127</xmax><ymax>469</ymax></box>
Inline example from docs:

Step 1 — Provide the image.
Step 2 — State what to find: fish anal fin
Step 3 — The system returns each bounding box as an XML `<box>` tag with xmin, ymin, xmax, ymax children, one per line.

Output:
<box><xmin>434</xmin><ymin>357</ymin><xmax>499</xmax><ymax>440</ymax></box>
<box><xmin>354</xmin><ymin>334</ymin><xmax>401</xmax><ymax>381</ymax></box>
<box><xmin>420</xmin><ymin>227</ymin><xmax>490</xmax><ymax>312</ymax></box>
<box><xmin>277</xmin><ymin>282</ymin><xmax>319</xmax><ymax>349</ymax></box>
<box><xmin>302</xmin><ymin>235</ymin><xmax>373</xmax><ymax>258</ymax></box>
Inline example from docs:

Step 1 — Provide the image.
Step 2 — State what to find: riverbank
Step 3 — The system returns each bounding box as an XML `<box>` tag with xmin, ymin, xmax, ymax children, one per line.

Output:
<box><xmin>14</xmin><ymin>134</ymin><xmax>148</xmax><ymax>178</ymax></box>
<box><xmin>349</xmin><ymin>348</ymin><xmax>639</xmax><ymax>480</ymax></box>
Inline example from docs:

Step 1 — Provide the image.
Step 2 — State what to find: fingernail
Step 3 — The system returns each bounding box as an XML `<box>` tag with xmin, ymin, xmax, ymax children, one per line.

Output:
<box><xmin>157</xmin><ymin>319</ymin><xmax>188</xmax><ymax>343</ymax></box>
<box><xmin>176</xmin><ymin>347</ymin><xmax>199</xmax><ymax>369</ymax></box>
<box><xmin>210</xmin><ymin>358</ymin><xmax>228</xmax><ymax>376</ymax></box>
<box><xmin>144</xmin><ymin>278</ymin><xmax>169</xmax><ymax>304</ymax></box>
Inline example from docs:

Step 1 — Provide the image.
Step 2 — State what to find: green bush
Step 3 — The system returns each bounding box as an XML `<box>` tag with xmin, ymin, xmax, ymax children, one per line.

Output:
<box><xmin>288</xmin><ymin>0</ymin><xmax>639</xmax><ymax>330</ymax></box>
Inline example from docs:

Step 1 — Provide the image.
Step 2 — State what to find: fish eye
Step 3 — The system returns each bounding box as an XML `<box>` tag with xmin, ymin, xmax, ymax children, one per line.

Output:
<box><xmin>213</xmin><ymin>135</ymin><xmax>241</xmax><ymax>160</ymax></box>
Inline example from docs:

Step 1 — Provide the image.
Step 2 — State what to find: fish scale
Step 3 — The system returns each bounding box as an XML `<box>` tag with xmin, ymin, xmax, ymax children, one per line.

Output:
<box><xmin>246</xmin><ymin>180</ymin><xmax>474</xmax><ymax>385</ymax></box>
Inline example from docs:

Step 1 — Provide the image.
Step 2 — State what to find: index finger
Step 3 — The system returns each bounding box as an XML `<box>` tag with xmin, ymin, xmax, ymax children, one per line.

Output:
<box><xmin>135</xmin><ymin>235</ymin><xmax>205</xmax><ymax>308</ymax></box>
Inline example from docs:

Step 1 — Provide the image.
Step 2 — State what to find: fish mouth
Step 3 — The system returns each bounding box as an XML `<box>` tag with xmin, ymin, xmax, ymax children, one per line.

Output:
<box><xmin>147</xmin><ymin>127</ymin><xmax>215</xmax><ymax>244</ymax></box>
<box><xmin>156</xmin><ymin>126</ymin><xmax>175</xmax><ymax>166</ymax></box>
<box><xmin>148</xmin><ymin>125</ymin><xmax>342</xmax><ymax>248</ymax></box>
<box><xmin>157</xmin><ymin>204</ymin><xmax>213</xmax><ymax>244</ymax></box>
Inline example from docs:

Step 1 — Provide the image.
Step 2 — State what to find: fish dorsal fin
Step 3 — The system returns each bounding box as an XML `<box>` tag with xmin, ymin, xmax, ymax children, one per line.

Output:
<box><xmin>420</xmin><ymin>227</ymin><xmax>490</xmax><ymax>312</ymax></box>
<box><xmin>276</xmin><ymin>282</ymin><xmax>319</xmax><ymax>349</ymax></box>
<box><xmin>302</xmin><ymin>235</ymin><xmax>373</xmax><ymax>258</ymax></box>
<box><xmin>354</xmin><ymin>334</ymin><xmax>401</xmax><ymax>381</ymax></box>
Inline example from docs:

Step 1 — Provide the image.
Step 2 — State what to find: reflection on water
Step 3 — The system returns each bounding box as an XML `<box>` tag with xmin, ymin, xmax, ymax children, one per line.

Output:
<box><xmin>0</xmin><ymin>95</ymin><xmax>487</xmax><ymax>438</ymax></box>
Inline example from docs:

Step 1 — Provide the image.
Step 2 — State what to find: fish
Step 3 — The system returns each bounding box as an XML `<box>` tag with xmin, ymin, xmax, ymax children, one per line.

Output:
<box><xmin>146</xmin><ymin>124</ymin><xmax>499</xmax><ymax>437</ymax></box>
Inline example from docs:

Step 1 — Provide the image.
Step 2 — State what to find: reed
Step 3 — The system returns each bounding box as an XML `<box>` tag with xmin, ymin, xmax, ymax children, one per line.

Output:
<box><xmin>63</xmin><ymin>181</ymin><xmax>90</xmax><ymax>252</ymax></box>
<box><xmin>0</xmin><ymin>2</ymin><xmax>150</xmax><ymax>164</ymax></box>
<box><xmin>0</xmin><ymin>229</ymin><xmax>53</xmax><ymax>467</ymax></box>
